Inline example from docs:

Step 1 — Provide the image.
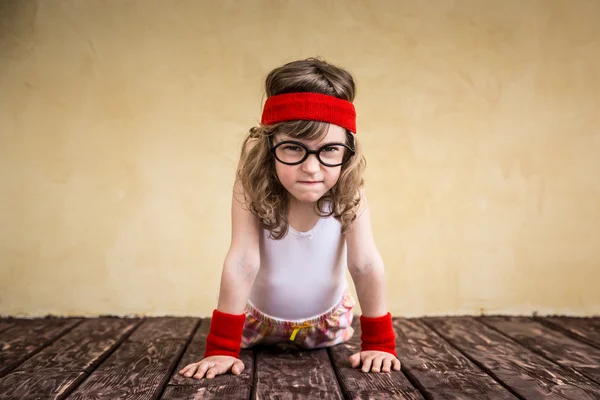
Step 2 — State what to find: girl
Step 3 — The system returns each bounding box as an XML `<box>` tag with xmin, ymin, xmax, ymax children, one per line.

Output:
<box><xmin>179</xmin><ymin>58</ymin><xmax>400</xmax><ymax>380</ymax></box>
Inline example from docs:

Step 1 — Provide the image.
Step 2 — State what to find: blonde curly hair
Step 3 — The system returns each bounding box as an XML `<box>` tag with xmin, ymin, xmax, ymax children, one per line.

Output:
<box><xmin>236</xmin><ymin>58</ymin><xmax>366</xmax><ymax>239</ymax></box>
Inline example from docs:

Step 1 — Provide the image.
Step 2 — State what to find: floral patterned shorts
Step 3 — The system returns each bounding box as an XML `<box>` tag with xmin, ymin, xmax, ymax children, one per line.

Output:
<box><xmin>241</xmin><ymin>290</ymin><xmax>356</xmax><ymax>349</ymax></box>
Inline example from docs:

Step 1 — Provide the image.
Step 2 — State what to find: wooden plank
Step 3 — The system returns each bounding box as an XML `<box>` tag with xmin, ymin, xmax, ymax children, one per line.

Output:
<box><xmin>67</xmin><ymin>317</ymin><xmax>199</xmax><ymax>400</ymax></box>
<box><xmin>0</xmin><ymin>370</ymin><xmax>85</xmax><ymax>400</ymax></box>
<box><xmin>66</xmin><ymin>340</ymin><xmax>186</xmax><ymax>400</ymax></box>
<box><xmin>539</xmin><ymin>316</ymin><xmax>600</xmax><ymax>349</ymax></box>
<box><xmin>161</xmin><ymin>384</ymin><xmax>253</xmax><ymax>400</ymax></box>
<box><xmin>0</xmin><ymin>318</ymin><xmax>81</xmax><ymax>377</ymax></box>
<box><xmin>0</xmin><ymin>319</ymin><xmax>17</xmax><ymax>334</ymax></box>
<box><xmin>0</xmin><ymin>318</ymin><xmax>141</xmax><ymax>400</ymax></box>
<box><xmin>328</xmin><ymin>318</ymin><xmax>424</xmax><ymax>400</ymax></box>
<box><xmin>253</xmin><ymin>343</ymin><xmax>343</xmax><ymax>399</ymax></box>
<box><xmin>162</xmin><ymin>319</ymin><xmax>253</xmax><ymax>400</ymax></box>
<box><xmin>127</xmin><ymin>317</ymin><xmax>198</xmax><ymax>342</ymax></box>
<box><xmin>481</xmin><ymin>316</ymin><xmax>600</xmax><ymax>384</ymax></box>
<box><xmin>424</xmin><ymin>317</ymin><xmax>600</xmax><ymax>399</ymax></box>
<box><xmin>14</xmin><ymin>317</ymin><xmax>141</xmax><ymax>373</ymax></box>
<box><xmin>394</xmin><ymin>318</ymin><xmax>517</xmax><ymax>399</ymax></box>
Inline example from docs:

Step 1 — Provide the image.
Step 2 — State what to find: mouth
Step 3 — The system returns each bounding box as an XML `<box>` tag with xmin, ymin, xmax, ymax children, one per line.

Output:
<box><xmin>298</xmin><ymin>181</ymin><xmax>323</xmax><ymax>185</ymax></box>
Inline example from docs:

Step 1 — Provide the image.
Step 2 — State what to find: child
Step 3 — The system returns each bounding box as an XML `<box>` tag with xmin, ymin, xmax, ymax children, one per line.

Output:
<box><xmin>179</xmin><ymin>58</ymin><xmax>400</xmax><ymax>380</ymax></box>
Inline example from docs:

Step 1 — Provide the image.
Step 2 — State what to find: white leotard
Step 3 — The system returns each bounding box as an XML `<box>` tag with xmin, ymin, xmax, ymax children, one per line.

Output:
<box><xmin>247</xmin><ymin>209</ymin><xmax>347</xmax><ymax>321</ymax></box>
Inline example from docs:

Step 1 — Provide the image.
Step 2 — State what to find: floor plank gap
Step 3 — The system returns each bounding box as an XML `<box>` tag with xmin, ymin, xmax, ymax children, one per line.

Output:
<box><xmin>479</xmin><ymin>316</ymin><xmax>600</xmax><ymax>386</ymax></box>
<box><xmin>154</xmin><ymin>318</ymin><xmax>203</xmax><ymax>399</ymax></box>
<box><xmin>0</xmin><ymin>318</ymin><xmax>83</xmax><ymax>379</ymax></box>
<box><xmin>535</xmin><ymin>316</ymin><xmax>600</xmax><ymax>351</ymax></box>
<box><xmin>420</xmin><ymin>318</ymin><xmax>528</xmax><ymax>400</ymax></box>
<box><xmin>58</xmin><ymin>318</ymin><xmax>146</xmax><ymax>399</ymax></box>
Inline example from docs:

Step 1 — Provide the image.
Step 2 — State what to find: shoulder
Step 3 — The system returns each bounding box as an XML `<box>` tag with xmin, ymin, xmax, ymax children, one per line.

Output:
<box><xmin>227</xmin><ymin>137</ymin><xmax>262</xmax><ymax>264</ymax></box>
<box><xmin>244</xmin><ymin>137</ymin><xmax>259</xmax><ymax>152</ymax></box>
<box><xmin>345</xmin><ymin>187</ymin><xmax>370</xmax><ymax>234</ymax></box>
<box><xmin>240</xmin><ymin>137</ymin><xmax>261</xmax><ymax>162</ymax></box>
<box><xmin>344</xmin><ymin>187</ymin><xmax>380</xmax><ymax>269</ymax></box>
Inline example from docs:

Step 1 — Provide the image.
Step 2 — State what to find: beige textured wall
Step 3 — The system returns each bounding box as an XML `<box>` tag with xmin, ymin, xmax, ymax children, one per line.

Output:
<box><xmin>1</xmin><ymin>0</ymin><xmax>599</xmax><ymax>317</ymax></box>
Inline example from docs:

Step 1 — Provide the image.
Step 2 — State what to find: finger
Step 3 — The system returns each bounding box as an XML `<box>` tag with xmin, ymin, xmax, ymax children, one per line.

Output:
<box><xmin>206</xmin><ymin>364</ymin><xmax>225</xmax><ymax>379</ymax></box>
<box><xmin>232</xmin><ymin>360</ymin><xmax>245</xmax><ymax>375</ymax></box>
<box><xmin>183</xmin><ymin>363</ymin><xmax>200</xmax><ymax>378</ymax></box>
<box><xmin>361</xmin><ymin>357</ymin><xmax>374</xmax><ymax>373</ymax></box>
<box><xmin>348</xmin><ymin>353</ymin><xmax>361</xmax><ymax>368</ymax></box>
<box><xmin>392</xmin><ymin>358</ymin><xmax>401</xmax><ymax>371</ymax></box>
<box><xmin>193</xmin><ymin>362</ymin><xmax>212</xmax><ymax>379</ymax></box>
<box><xmin>182</xmin><ymin>363</ymin><xmax>199</xmax><ymax>375</ymax></box>
<box><xmin>371</xmin><ymin>357</ymin><xmax>383</xmax><ymax>373</ymax></box>
<box><xmin>178</xmin><ymin>364</ymin><xmax>192</xmax><ymax>375</ymax></box>
<box><xmin>382</xmin><ymin>359</ymin><xmax>392</xmax><ymax>373</ymax></box>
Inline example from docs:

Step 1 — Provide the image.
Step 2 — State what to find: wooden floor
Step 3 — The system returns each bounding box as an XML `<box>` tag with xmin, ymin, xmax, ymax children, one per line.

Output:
<box><xmin>0</xmin><ymin>316</ymin><xmax>599</xmax><ymax>399</ymax></box>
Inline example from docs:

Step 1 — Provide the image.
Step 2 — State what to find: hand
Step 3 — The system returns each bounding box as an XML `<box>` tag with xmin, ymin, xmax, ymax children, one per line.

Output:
<box><xmin>178</xmin><ymin>355</ymin><xmax>244</xmax><ymax>379</ymax></box>
<box><xmin>349</xmin><ymin>351</ymin><xmax>401</xmax><ymax>373</ymax></box>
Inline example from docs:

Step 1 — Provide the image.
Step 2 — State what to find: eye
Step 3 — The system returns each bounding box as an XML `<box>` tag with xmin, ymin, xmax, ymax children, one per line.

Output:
<box><xmin>282</xmin><ymin>145</ymin><xmax>303</xmax><ymax>152</ymax></box>
<box><xmin>322</xmin><ymin>146</ymin><xmax>339</xmax><ymax>153</ymax></box>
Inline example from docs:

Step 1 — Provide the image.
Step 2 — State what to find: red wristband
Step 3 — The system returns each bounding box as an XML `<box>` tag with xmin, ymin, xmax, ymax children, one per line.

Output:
<box><xmin>204</xmin><ymin>309</ymin><xmax>246</xmax><ymax>358</ymax></box>
<box><xmin>360</xmin><ymin>312</ymin><xmax>397</xmax><ymax>356</ymax></box>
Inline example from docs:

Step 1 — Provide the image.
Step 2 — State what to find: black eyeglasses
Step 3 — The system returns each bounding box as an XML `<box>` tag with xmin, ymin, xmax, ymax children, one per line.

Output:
<box><xmin>270</xmin><ymin>137</ymin><xmax>355</xmax><ymax>167</ymax></box>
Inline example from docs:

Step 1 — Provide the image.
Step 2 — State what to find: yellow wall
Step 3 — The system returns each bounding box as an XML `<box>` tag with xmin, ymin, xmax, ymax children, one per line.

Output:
<box><xmin>1</xmin><ymin>0</ymin><xmax>599</xmax><ymax>317</ymax></box>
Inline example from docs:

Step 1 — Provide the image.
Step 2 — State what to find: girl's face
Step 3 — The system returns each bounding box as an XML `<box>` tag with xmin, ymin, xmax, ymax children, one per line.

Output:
<box><xmin>273</xmin><ymin>124</ymin><xmax>348</xmax><ymax>205</ymax></box>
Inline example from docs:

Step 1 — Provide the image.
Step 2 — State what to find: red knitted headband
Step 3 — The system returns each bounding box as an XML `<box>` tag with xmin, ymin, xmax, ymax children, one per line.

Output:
<box><xmin>261</xmin><ymin>92</ymin><xmax>357</xmax><ymax>134</ymax></box>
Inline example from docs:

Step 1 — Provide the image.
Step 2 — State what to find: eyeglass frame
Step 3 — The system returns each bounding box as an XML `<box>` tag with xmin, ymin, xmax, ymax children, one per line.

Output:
<box><xmin>269</xmin><ymin>134</ymin><xmax>356</xmax><ymax>167</ymax></box>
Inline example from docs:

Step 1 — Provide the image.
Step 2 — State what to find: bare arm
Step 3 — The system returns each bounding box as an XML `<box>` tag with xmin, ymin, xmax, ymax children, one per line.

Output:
<box><xmin>345</xmin><ymin>188</ymin><xmax>387</xmax><ymax>318</ymax></box>
<box><xmin>179</xmin><ymin>141</ymin><xmax>261</xmax><ymax>380</ymax></box>
<box><xmin>216</xmin><ymin>176</ymin><xmax>261</xmax><ymax>314</ymax></box>
<box><xmin>216</xmin><ymin>139</ymin><xmax>261</xmax><ymax>314</ymax></box>
<box><xmin>344</xmin><ymin>188</ymin><xmax>400</xmax><ymax>372</ymax></box>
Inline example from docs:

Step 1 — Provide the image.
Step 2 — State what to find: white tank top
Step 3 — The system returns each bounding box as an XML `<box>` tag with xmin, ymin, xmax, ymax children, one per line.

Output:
<box><xmin>248</xmin><ymin>208</ymin><xmax>347</xmax><ymax>321</ymax></box>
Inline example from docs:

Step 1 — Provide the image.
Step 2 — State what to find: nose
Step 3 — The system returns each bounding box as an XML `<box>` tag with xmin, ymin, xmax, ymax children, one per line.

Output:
<box><xmin>301</xmin><ymin>153</ymin><xmax>321</xmax><ymax>173</ymax></box>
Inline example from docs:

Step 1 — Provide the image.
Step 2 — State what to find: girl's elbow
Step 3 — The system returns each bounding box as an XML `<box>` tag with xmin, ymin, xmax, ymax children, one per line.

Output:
<box><xmin>239</xmin><ymin>252</ymin><xmax>260</xmax><ymax>272</ymax></box>
<box><xmin>348</xmin><ymin>260</ymin><xmax>381</xmax><ymax>276</ymax></box>
<box><xmin>224</xmin><ymin>250</ymin><xmax>260</xmax><ymax>275</ymax></box>
<box><xmin>348</xmin><ymin>250</ymin><xmax>384</xmax><ymax>274</ymax></box>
